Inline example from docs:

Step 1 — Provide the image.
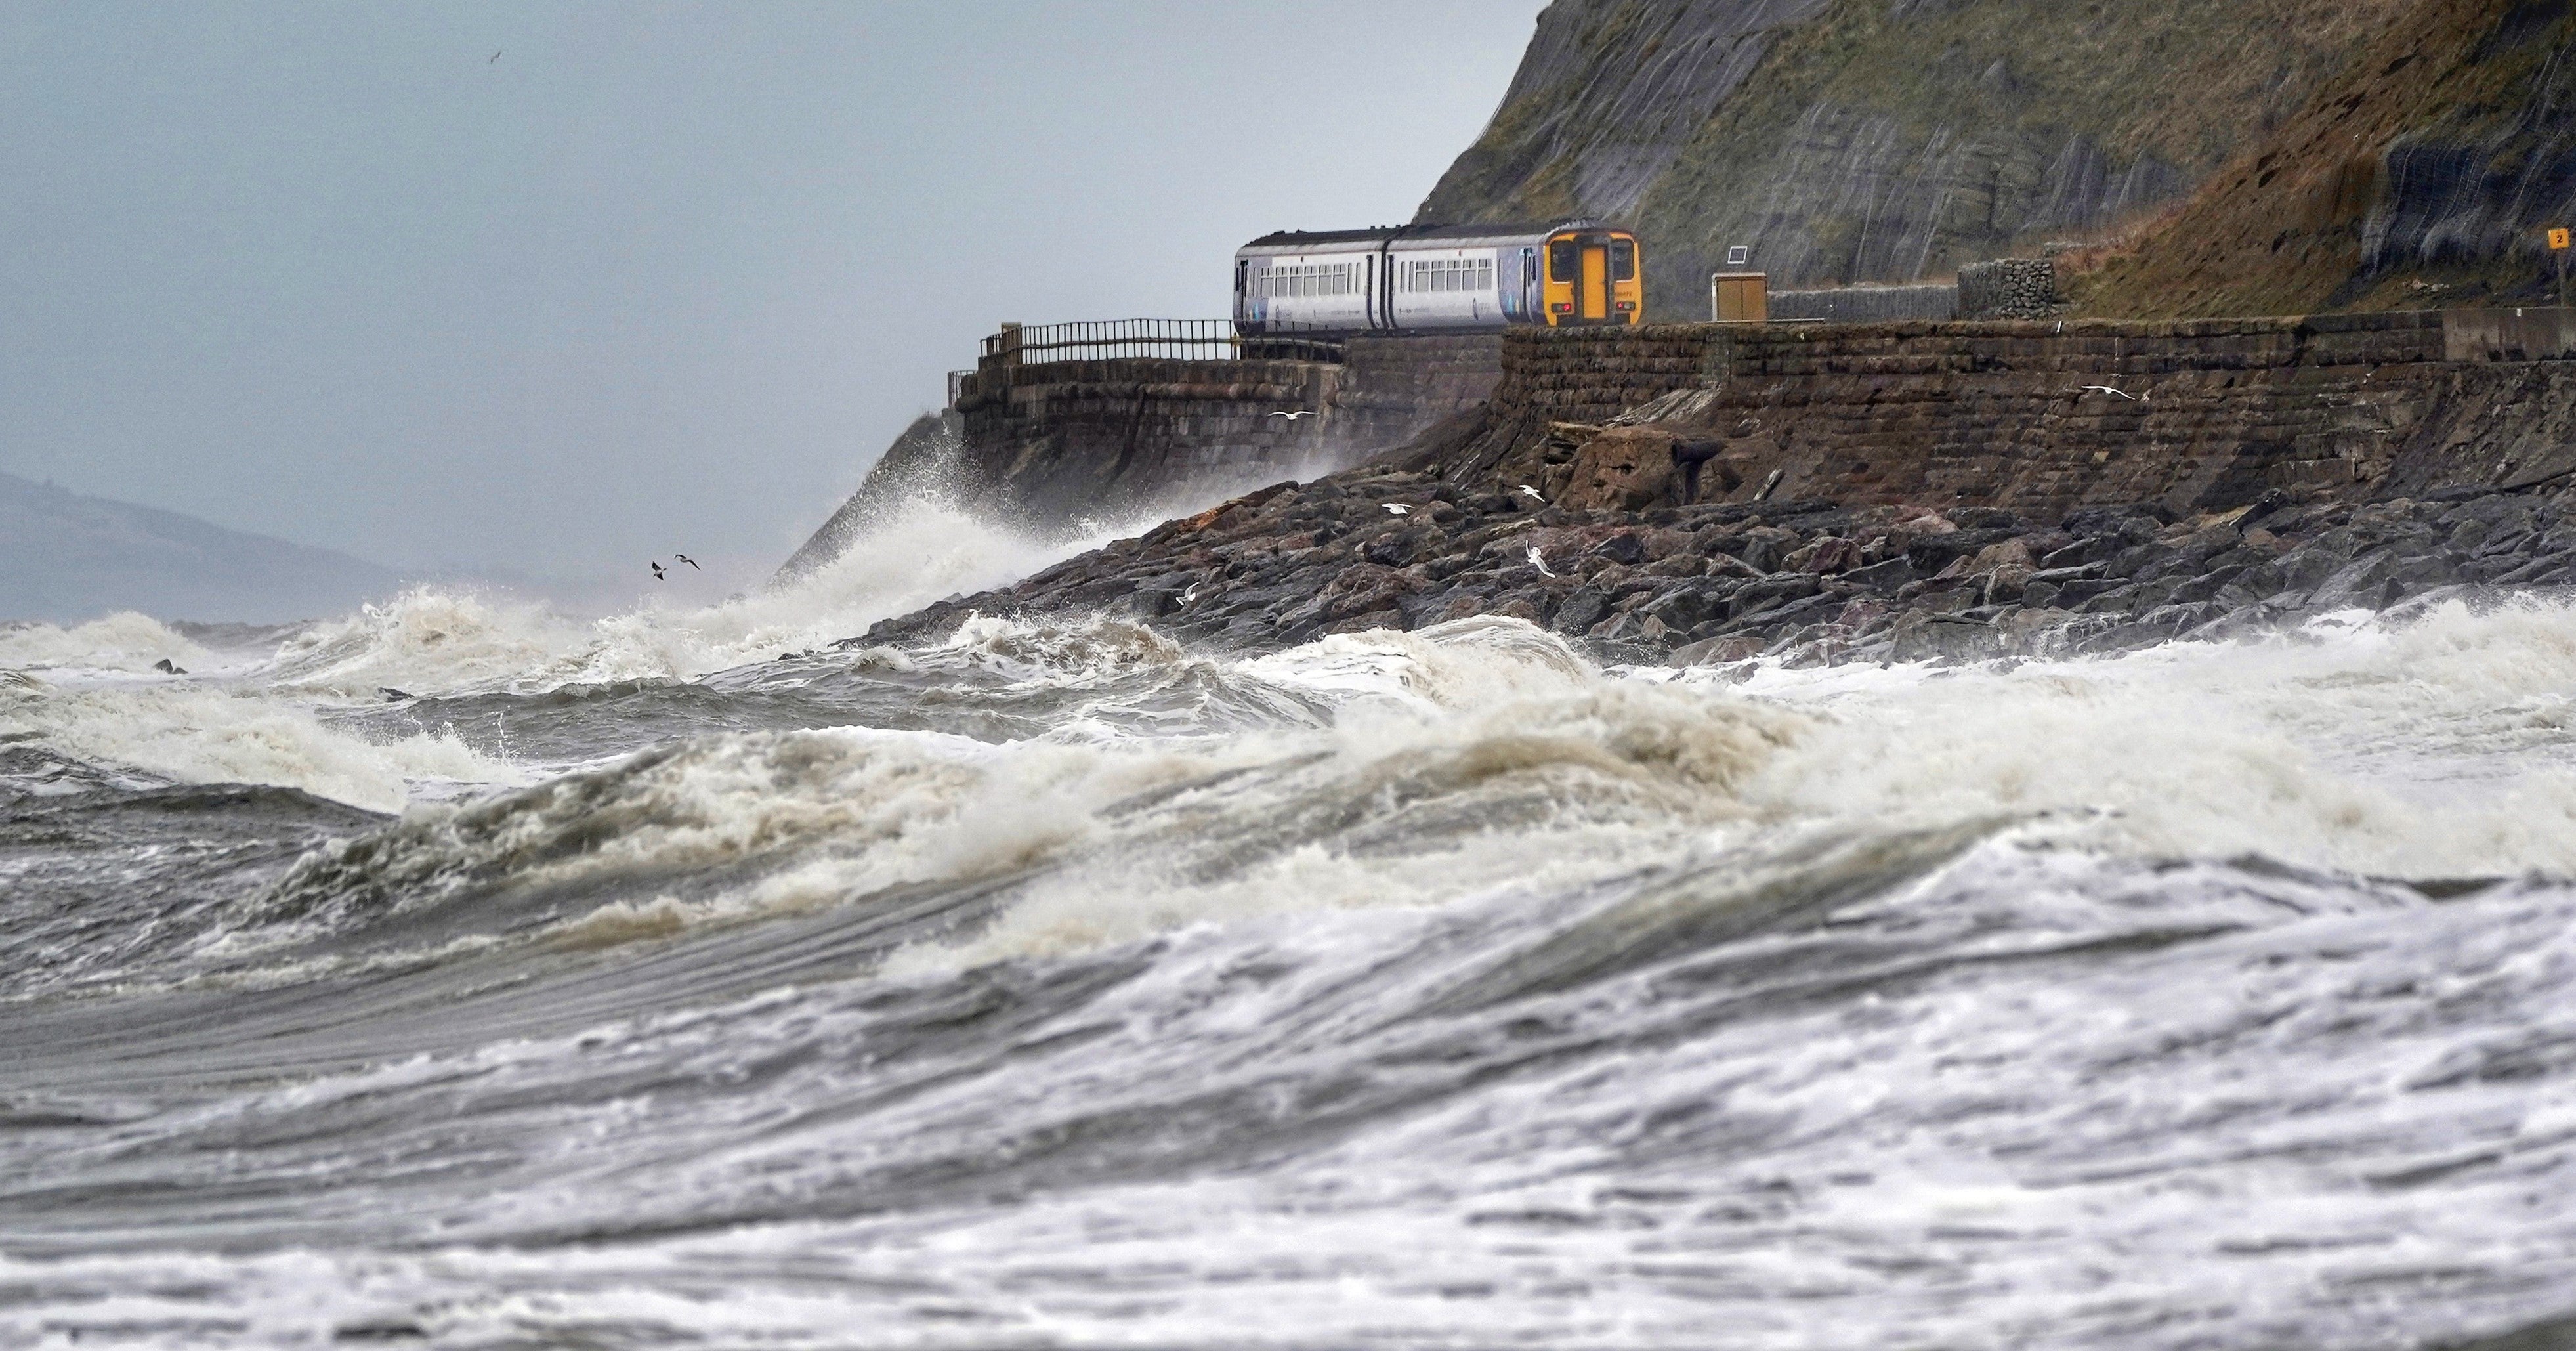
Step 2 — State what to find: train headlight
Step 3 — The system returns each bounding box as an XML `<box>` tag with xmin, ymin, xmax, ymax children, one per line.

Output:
<box><xmin>1615</xmin><ymin>301</ymin><xmax>1636</xmax><ymax>311</ymax></box>
<box><xmin>1551</xmin><ymin>303</ymin><xmax>1573</xmax><ymax>314</ymax></box>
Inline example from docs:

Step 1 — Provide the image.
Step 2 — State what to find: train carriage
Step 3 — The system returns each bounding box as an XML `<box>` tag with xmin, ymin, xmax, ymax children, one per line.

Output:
<box><xmin>1235</xmin><ymin>221</ymin><xmax>1641</xmax><ymax>337</ymax></box>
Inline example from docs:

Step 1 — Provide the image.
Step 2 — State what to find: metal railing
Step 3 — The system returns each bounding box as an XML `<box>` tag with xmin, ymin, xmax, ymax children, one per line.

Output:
<box><xmin>981</xmin><ymin>319</ymin><xmax>1343</xmax><ymax>366</ymax></box>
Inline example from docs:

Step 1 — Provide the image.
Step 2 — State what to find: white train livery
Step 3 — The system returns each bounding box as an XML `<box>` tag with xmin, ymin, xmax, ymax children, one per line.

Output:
<box><xmin>1234</xmin><ymin>221</ymin><xmax>1643</xmax><ymax>336</ymax></box>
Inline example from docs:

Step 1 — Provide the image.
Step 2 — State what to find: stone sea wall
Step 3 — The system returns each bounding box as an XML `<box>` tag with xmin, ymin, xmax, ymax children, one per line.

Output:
<box><xmin>950</xmin><ymin>355</ymin><xmax>1339</xmax><ymax>526</ymax></box>
<box><xmin>793</xmin><ymin>335</ymin><xmax>1504</xmax><ymax>551</ymax></box>
<box><xmin>839</xmin><ymin>308</ymin><xmax>2576</xmax><ymax>669</ymax></box>
<box><xmin>1441</xmin><ymin>311</ymin><xmax>2576</xmax><ymax>523</ymax></box>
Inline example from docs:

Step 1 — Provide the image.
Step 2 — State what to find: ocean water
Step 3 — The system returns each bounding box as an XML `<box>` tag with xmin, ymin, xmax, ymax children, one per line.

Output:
<box><xmin>6</xmin><ymin>505</ymin><xmax>2576</xmax><ymax>1348</ymax></box>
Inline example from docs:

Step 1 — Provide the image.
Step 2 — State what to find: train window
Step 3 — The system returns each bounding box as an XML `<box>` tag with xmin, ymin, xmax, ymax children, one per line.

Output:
<box><xmin>1549</xmin><ymin>240</ymin><xmax>1577</xmax><ymax>282</ymax></box>
<box><xmin>1611</xmin><ymin>240</ymin><xmax>1636</xmax><ymax>281</ymax></box>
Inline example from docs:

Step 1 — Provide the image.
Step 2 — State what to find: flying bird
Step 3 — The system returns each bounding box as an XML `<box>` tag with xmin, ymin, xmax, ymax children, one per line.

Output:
<box><xmin>650</xmin><ymin>561</ymin><xmax>666</xmax><ymax>581</ymax></box>
<box><xmin>675</xmin><ymin>553</ymin><xmax>700</xmax><ymax>570</ymax></box>
<box><xmin>1526</xmin><ymin>544</ymin><xmax>1555</xmax><ymax>578</ymax></box>
<box><xmin>1517</xmin><ymin>484</ymin><xmax>1544</xmax><ymax>501</ymax></box>
<box><xmin>1268</xmin><ymin>410</ymin><xmax>1315</xmax><ymax>421</ymax></box>
<box><xmin>1383</xmin><ymin>503</ymin><xmax>1410</xmax><ymax>515</ymax></box>
<box><xmin>489</xmin><ymin>49</ymin><xmax>501</xmax><ymax>62</ymax></box>
<box><xmin>2076</xmin><ymin>385</ymin><xmax>2138</xmax><ymax>400</ymax></box>
<box><xmin>1182</xmin><ymin>582</ymin><xmax>1201</xmax><ymax>604</ymax></box>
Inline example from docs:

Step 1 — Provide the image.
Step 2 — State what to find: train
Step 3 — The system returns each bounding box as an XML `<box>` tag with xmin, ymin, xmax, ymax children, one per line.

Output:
<box><xmin>1233</xmin><ymin>220</ymin><xmax>1642</xmax><ymax>336</ymax></box>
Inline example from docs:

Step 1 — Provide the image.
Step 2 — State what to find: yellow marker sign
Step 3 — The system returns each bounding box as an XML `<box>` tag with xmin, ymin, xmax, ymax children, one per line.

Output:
<box><xmin>2552</xmin><ymin>227</ymin><xmax>2571</xmax><ymax>251</ymax></box>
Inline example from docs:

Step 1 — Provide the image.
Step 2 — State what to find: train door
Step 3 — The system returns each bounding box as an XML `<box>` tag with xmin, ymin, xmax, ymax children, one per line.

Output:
<box><xmin>1520</xmin><ymin>247</ymin><xmax>1539</xmax><ymax>320</ymax></box>
<box><xmin>1580</xmin><ymin>240</ymin><xmax>1611</xmax><ymax>322</ymax></box>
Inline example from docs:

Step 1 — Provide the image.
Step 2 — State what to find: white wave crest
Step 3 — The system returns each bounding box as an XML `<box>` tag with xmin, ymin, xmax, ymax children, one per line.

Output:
<box><xmin>0</xmin><ymin>680</ymin><xmax>509</xmax><ymax>814</ymax></box>
<box><xmin>0</xmin><ymin>611</ymin><xmax>210</xmax><ymax>675</ymax></box>
<box><xmin>1709</xmin><ymin>592</ymin><xmax>2576</xmax><ymax>878</ymax></box>
<box><xmin>255</xmin><ymin>502</ymin><xmax>1142</xmax><ymax>698</ymax></box>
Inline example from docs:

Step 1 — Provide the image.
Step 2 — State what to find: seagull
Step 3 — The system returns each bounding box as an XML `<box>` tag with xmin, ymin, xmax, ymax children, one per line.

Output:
<box><xmin>675</xmin><ymin>553</ymin><xmax>700</xmax><ymax>570</ymax></box>
<box><xmin>1383</xmin><ymin>503</ymin><xmax>1410</xmax><ymax>515</ymax></box>
<box><xmin>1183</xmin><ymin>582</ymin><xmax>1201</xmax><ymax>604</ymax></box>
<box><xmin>650</xmin><ymin>561</ymin><xmax>666</xmax><ymax>581</ymax></box>
<box><xmin>1517</xmin><ymin>484</ymin><xmax>1544</xmax><ymax>500</ymax></box>
<box><xmin>2077</xmin><ymin>385</ymin><xmax>2138</xmax><ymax>400</ymax></box>
<box><xmin>1268</xmin><ymin>410</ymin><xmax>1315</xmax><ymax>421</ymax></box>
<box><xmin>489</xmin><ymin>49</ymin><xmax>501</xmax><ymax>62</ymax></box>
<box><xmin>1526</xmin><ymin>544</ymin><xmax>1555</xmax><ymax>578</ymax></box>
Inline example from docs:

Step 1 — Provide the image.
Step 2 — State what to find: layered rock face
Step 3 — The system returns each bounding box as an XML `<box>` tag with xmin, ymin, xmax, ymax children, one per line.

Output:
<box><xmin>2072</xmin><ymin>0</ymin><xmax>2576</xmax><ymax>316</ymax></box>
<box><xmin>1420</xmin><ymin>0</ymin><xmax>2414</xmax><ymax>316</ymax></box>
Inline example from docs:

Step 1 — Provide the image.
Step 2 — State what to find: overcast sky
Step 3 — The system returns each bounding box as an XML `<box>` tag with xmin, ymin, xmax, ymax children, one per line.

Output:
<box><xmin>1</xmin><ymin>1</ymin><xmax>1547</xmax><ymax>589</ymax></box>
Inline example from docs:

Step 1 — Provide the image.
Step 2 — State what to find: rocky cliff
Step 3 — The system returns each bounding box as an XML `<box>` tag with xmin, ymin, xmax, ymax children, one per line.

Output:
<box><xmin>1420</xmin><ymin>0</ymin><xmax>2415</xmax><ymax>316</ymax></box>
<box><xmin>2069</xmin><ymin>0</ymin><xmax>2576</xmax><ymax>317</ymax></box>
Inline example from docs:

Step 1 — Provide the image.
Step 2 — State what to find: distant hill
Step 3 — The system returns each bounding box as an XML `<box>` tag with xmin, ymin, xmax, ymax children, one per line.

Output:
<box><xmin>0</xmin><ymin>471</ymin><xmax>402</xmax><ymax>624</ymax></box>
<box><xmin>1418</xmin><ymin>0</ymin><xmax>2417</xmax><ymax>318</ymax></box>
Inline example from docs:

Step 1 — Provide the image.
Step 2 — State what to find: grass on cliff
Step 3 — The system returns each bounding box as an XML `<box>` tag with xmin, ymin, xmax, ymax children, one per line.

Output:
<box><xmin>2068</xmin><ymin>0</ymin><xmax>2576</xmax><ymax>318</ymax></box>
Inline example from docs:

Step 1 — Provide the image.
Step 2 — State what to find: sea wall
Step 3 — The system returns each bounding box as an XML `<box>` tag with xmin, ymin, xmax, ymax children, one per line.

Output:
<box><xmin>950</xmin><ymin>356</ymin><xmax>1338</xmax><ymax>525</ymax></box>
<box><xmin>1329</xmin><ymin>334</ymin><xmax>1506</xmax><ymax>451</ymax></box>
<box><xmin>1437</xmin><ymin>310</ymin><xmax>2576</xmax><ymax>523</ymax></box>
<box><xmin>899</xmin><ymin>337</ymin><xmax>1503</xmax><ymax>528</ymax></box>
<box><xmin>776</xmin><ymin>333</ymin><xmax>1505</xmax><ymax>572</ymax></box>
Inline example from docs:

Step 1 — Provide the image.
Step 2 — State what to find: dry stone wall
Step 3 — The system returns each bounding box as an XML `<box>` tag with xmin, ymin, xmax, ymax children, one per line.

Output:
<box><xmin>1955</xmin><ymin>259</ymin><xmax>2063</xmax><ymax>319</ymax></box>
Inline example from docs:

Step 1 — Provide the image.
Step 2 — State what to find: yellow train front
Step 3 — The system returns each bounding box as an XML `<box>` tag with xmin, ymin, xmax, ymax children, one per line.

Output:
<box><xmin>1234</xmin><ymin>221</ymin><xmax>1643</xmax><ymax>335</ymax></box>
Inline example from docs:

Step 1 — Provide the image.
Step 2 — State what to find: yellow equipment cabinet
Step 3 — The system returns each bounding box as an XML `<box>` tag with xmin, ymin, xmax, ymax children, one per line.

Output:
<box><xmin>1712</xmin><ymin>272</ymin><xmax>1769</xmax><ymax>324</ymax></box>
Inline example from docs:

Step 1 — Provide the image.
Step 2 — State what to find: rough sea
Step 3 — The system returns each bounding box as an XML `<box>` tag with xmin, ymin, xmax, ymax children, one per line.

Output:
<box><xmin>7</xmin><ymin>502</ymin><xmax>2576</xmax><ymax>1348</ymax></box>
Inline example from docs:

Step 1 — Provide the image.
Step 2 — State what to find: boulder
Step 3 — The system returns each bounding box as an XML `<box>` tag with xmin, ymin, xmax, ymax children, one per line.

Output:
<box><xmin>1557</xmin><ymin>429</ymin><xmax>1678</xmax><ymax>511</ymax></box>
